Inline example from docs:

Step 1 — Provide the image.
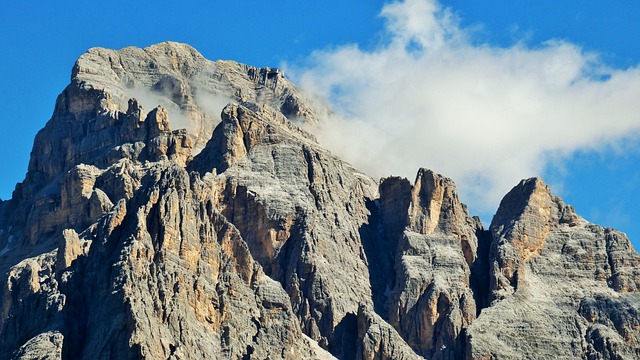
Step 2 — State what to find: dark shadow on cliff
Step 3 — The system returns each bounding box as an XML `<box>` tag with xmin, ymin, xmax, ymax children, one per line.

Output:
<box><xmin>330</xmin><ymin>312</ymin><xmax>358</xmax><ymax>360</ymax></box>
<box><xmin>470</xmin><ymin>227</ymin><xmax>492</xmax><ymax>315</ymax></box>
<box><xmin>359</xmin><ymin>198</ymin><xmax>396</xmax><ymax>319</ymax></box>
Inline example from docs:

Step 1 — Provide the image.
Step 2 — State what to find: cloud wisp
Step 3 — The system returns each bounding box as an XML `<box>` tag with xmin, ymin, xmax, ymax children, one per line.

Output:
<box><xmin>127</xmin><ymin>83</ymin><xmax>235</xmax><ymax>155</ymax></box>
<box><xmin>292</xmin><ymin>0</ymin><xmax>640</xmax><ymax>218</ymax></box>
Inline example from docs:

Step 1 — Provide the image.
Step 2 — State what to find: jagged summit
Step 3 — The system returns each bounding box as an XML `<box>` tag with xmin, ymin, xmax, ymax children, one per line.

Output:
<box><xmin>74</xmin><ymin>42</ymin><xmax>207</xmax><ymax>83</ymax></box>
<box><xmin>1</xmin><ymin>42</ymin><xmax>639</xmax><ymax>359</ymax></box>
<box><xmin>9</xmin><ymin>42</ymin><xmax>319</xmax><ymax>247</ymax></box>
<box><xmin>70</xmin><ymin>41</ymin><xmax>316</xmax><ymax>153</ymax></box>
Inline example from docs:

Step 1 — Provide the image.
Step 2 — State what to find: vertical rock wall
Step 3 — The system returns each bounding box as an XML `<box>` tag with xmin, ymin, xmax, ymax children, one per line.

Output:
<box><xmin>1</xmin><ymin>42</ymin><xmax>639</xmax><ymax>360</ymax></box>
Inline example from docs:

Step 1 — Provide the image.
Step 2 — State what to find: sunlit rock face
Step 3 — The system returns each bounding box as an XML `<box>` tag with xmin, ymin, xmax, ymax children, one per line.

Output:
<box><xmin>466</xmin><ymin>178</ymin><xmax>640</xmax><ymax>359</ymax></box>
<box><xmin>1</xmin><ymin>42</ymin><xmax>639</xmax><ymax>360</ymax></box>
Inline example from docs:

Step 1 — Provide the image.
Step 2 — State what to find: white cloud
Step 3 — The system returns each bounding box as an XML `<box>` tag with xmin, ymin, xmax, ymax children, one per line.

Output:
<box><xmin>128</xmin><ymin>87</ymin><xmax>195</xmax><ymax>132</ymax></box>
<box><xmin>127</xmin><ymin>85</ymin><xmax>234</xmax><ymax>154</ymax></box>
<box><xmin>291</xmin><ymin>0</ymin><xmax>640</xmax><ymax>220</ymax></box>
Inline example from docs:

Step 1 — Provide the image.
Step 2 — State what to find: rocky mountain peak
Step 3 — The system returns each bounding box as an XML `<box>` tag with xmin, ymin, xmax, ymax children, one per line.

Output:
<box><xmin>409</xmin><ymin>169</ymin><xmax>478</xmax><ymax>246</ymax></box>
<box><xmin>487</xmin><ymin>177</ymin><xmax>585</xmax><ymax>301</ymax></box>
<box><xmin>491</xmin><ymin>177</ymin><xmax>579</xmax><ymax>237</ymax></box>
<box><xmin>10</xmin><ymin>42</ymin><xmax>318</xmax><ymax>247</ymax></box>
<box><xmin>1</xmin><ymin>42</ymin><xmax>639</xmax><ymax>360</ymax></box>
<box><xmin>68</xmin><ymin>41</ymin><xmax>317</xmax><ymax>155</ymax></box>
<box><xmin>72</xmin><ymin>41</ymin><xmax>206</xmax><ymax>83</ymax></box>
<box><xmin>490</xmin><ymin>177</ymin><xmax>554</xmax><ymax>264</ymax></box>
<box><xmin>466</xmin><ymin>176</ymin><xmax>640</xmax><ymax>359</ymax></box>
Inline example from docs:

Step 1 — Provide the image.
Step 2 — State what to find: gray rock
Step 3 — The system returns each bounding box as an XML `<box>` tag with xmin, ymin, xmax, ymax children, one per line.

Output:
<box><xmin>71</xmin><ymin>42</ymin><xmax>317</xmax><ymax>155</ymax></box>
<box><xmin>0</xmin><ymin>42</ymin><xmax>323</xmax><ymax>359</ymax></box>
<box><xmin>381</xmin><ymin>169</ymin><xmax>480</xmax><ymax>359</ymax></box>
<box><xmin>356</xmin><ymin>304</ymin><xmax>422</xmax><ymax>360</ymax></box>
<box><xmin>0</xmin><ymin>251</ymin><xmax>64</xmax><ymax>359</ymax></box>
<box><xmin>2</xmin><ymin>42</ymin><xmax>639</xmax><ymax>360</ymax></box>
<box><xmin>189</xmin><ymin>102</ymin><xmax>382</xmax><ymax>357</ymax></box>
<box><xmin>579</xmin><ymin>294</ymin><xmax>640</xmax><ymax>359</ymax></box>
<box><xmin>466</xmin><ymin>178</ymin><xmax>640</xmax><ymax>359</ymax></box>
<box><xmin>13</xmin><ymin>331</ymin><xmax>63</xmax><ymax>360</ymax></box>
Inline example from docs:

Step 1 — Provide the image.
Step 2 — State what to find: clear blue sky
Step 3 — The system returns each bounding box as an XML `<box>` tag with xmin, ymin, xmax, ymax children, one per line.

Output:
<box><xmin>1</xmin><ymin>1</ymin><xmax>639</xmax><ymax>249</ymax></box>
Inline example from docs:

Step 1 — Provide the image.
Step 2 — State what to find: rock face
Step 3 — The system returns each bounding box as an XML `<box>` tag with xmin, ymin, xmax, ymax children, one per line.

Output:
<box><xmin>378</xmin><ymin>170</ymin><xmax>481</xmax><ymax>359</ymax></box>
<box><xmin>1</xmin><ymin>42</ymin><xmax>639</xmax><ymax>359</ymax></box>
<box><xmin>466</xmin><ymin>178</ymin><xmax>640</xmax><ymax>359</ymax></box>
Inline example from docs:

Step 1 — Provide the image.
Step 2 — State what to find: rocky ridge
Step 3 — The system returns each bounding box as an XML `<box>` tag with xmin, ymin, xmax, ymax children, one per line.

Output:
<box><xmin>1</xmin><ymin>42</ymin><xmax>639</xmax><ymax>359</ymax></box>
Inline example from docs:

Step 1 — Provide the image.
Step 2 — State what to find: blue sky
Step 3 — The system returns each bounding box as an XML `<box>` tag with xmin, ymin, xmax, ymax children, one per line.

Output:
<box><xmin>1</xmin><ymin>0</ymin><xmax>639</xmax><ymax>249</ymax></box>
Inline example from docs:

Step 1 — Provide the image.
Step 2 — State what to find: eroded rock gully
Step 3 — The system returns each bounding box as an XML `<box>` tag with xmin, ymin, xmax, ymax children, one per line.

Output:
<box><xmin>1</xmin><ymin>42</ymin><xmax>639</xmax><ymax>359</ymax></box>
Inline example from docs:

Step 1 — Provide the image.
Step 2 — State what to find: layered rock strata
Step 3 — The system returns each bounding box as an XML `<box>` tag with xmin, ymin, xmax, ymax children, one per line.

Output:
<box><xmin>1</xmin><ymin>42</ymin><xmax>639</xmax><ymax>359</ymax></box>
<box><xmin>466</xmin><ymin>178</ymin><xmax>640</xmax><ymax>359</ymax></box>
<box><xmin>379</xmin><ymin>169</ymin><xmax>483</xmax><ymax>359</ymax></box>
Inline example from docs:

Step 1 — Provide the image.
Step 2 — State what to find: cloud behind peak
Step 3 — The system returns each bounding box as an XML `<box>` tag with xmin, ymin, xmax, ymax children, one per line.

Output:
<box><xmin>291</xmin><ymin>0</ymin><xmax>640</xmax><ymax>218</ymax></box>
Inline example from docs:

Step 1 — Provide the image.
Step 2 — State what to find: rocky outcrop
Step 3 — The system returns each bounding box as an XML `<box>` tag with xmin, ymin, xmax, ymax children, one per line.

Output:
<box><xmin>1</xmin><ymin>251</ymin><xmax>63</xmax><ymax>359</ymax></box>
<box><xmin>356</xmin><ymin>305</ymin><xmax>422</xmax><ymax>360</ymax></box>
<box><xmin>380</xmin><ymin>169</ymin><xmax>481</xmax><ymax>359</ymax></box>
<box><xmin>70</xmin><ymin>42</ymin><xmax>316</xmax><ymax>155</ymax></box>
<box><xmin>1</xmin><ymin>42</ymin><xmax>639</xmax><ymax>359</ymax></box>
<box><xmin>1</xmin><ymin>112</ymin><xmax>320</xmax><ymax>359</ymax></box>
<box><xmin>189</xmin><ymin>101</ymin><xmax>383</xmax><ymax>357</ymax></box>
<box><xmin>466</xmin><ymin>178</ymin><xmax>640</xmax><ymax>359</ymax></box>
<box><xmin>13</xmin><ymin>331</ymin><xmax>64</xmax><ymax>360</ymax></box>
<box><xmin>11</xmin><ymin>96</ymin><xmax>192</xmax><ymax>250</ymax></box>
<box><xmin>58</xmin><ymin>162</ymin><xmax>317</xmax><ymax>359</ymax></box>
<box><xmin>0</xmin><ymin>42</ymin><xmax>323</xmax><ymax>359</ymax></box>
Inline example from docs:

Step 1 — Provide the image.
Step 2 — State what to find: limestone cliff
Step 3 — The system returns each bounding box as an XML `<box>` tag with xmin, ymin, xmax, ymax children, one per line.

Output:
<box><xmin>466</xmin><ymin>178</ymin><xmax>640</xmax><ymax>359</ymax></box>
<box><xmin>1</xmin><ymin>42</ymin><xmax>638</xmax><ymax>360</ymax></box>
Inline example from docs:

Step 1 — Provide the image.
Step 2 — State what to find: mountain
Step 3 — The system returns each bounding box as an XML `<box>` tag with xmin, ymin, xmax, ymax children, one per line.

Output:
<box><xmin>0</xmin><ymin>42</ymin><xmax>638</xmax><ymax>360</ymax></box>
